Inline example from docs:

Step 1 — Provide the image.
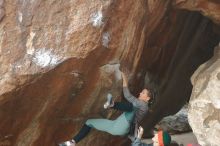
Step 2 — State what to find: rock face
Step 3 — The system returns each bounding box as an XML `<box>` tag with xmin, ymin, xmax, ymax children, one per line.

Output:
<box><xmin>155</xmin><ymin>105</ymin><xmax>191</xmax><ymax>134</ymax></box>
<box><xmin>188</xmin><ymin>44</ymin><xmax>220</xmax><ymax>146</ymax></box>
<box><xmin>140</xmin><ymin>4</ymin><xmax>220</xmax><ymax>134</ymax></box>
<box><xmin>0</xmin><ymin>0</ymin><xmax>220</xmax><ymax>146</ymax></box>
<box><xmin>0</xmin><ymin>0</ymin><xmax>149</xmax><ymax>146</ymax></box>
<box><xmin>173</xmin><ymin>0</ymin><xmax>220</xmax><ymax>25</ymax></box>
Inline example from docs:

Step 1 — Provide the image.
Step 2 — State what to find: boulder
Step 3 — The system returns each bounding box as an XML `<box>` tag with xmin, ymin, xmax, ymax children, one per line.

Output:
<box><xmin>156</xmin><ymin>105</ymin><xmax>191</xmax><ymax>134</ymax></box>
<box><xmin>0</xmin><ymin>0</ymin><xmax>220</xmax><ymax>146</ymax></box>
<box><xmin>173</xmin><ymin>0</ymin><xmax>220</xmax><ymax>25</ymax></box>
<box><xmin>188</xmin><ymin>44</ymin><xmax>220</xmax><ymax>146</ymax></box>
<box><xmin>0</xmin><ymin>0</ymin><xmax>149</xmax><ymax>145</ymax></box>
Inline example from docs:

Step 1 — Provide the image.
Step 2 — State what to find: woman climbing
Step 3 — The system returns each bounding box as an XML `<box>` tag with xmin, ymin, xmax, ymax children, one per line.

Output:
<box><xmin>59</xmin><ymin>72</ymin><xmax>153</xmax><ymax>146</ymax></box>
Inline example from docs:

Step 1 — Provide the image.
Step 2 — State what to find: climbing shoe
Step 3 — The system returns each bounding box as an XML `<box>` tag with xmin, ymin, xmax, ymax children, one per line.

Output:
<box><xmin>103</xmin><ymin>93</ymin><xmax>113</xmax><ymax>109</ymax></box>
<box><xmin>58</xmin><ymin>140</ymin><xmax>75</xmax><ymax>146</ymax></box>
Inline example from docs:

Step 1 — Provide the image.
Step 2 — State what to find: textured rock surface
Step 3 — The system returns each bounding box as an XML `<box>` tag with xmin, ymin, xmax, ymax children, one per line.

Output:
<box><xmin>188</xmin><ymin>44</ymin><xmax>220</xmax><ymax>146</ymax></box>
<box><xmin>0</xmin><ymin>0</ymin><xmax>220</xmax><ymax>146</ymax></box>
<box><xmin>155</xmin><ymin>105</ymin><xmax>191</xmax><ymax>134</ymax></box>
<box><xmin>173</xmin><ymin>0</ymin><xmax>220</xmax><ymax>24</ymax></box>
<box><xmin>0</xmin><ymin>0</ymin><xmax>149</xmax><ymax>146</ymax></box>
<box><xmin>140</xmin><ymin>3</ymin><xmax>220</xmax><ymax>134</ymax></box>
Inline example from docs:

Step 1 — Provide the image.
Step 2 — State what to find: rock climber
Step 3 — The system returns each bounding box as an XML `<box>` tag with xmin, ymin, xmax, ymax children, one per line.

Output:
<box><xmin>59</xmin><ymin>72</ymin><xmax>153</xmax><ymax>146</ymax></box>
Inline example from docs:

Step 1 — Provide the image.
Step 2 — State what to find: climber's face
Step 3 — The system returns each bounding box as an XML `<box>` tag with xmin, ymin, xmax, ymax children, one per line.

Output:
<box><xmin>152</xmin><ymin>133</ymin><xmax>159</xmax><ymax>146</ymax></box>
<box><xmin>138</xmin><ymin>89</ymin><xmax>150</xmax><ymax>102</ymax></box>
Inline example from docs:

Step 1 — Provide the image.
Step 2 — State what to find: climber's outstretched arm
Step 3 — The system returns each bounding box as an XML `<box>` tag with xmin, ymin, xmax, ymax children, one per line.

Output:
<box><xmin>121</xmin><ymin>72</ymin><xmax>142</xmax><ymax>106</ymax></box>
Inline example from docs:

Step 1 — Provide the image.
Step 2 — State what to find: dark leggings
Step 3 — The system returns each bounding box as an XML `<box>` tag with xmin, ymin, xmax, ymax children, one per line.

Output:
<box><xmin>113</xmin><ymin>102</ymin><xmax>133</xmax><ymax>112</ymax></box>
<box><xmin>73</xmin><ymin>102</ymin><xmax>133</xmax><ymax>143</ymax></box>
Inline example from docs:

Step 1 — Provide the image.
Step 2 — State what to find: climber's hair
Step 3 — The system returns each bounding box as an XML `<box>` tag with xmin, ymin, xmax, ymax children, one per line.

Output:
<box><xmin>144</xmin><ymin>86</ymin><xmax>154</xmax><ymax>99</ymax></box>
<box><xmin>148</xmin><ymin>88</ymin><xmax>154</xmax><ymax>99</ymax></box>
<box><xmin>144</xmin><ymin>86</ymin><xmax>156</xmax><ymax>107</ymax></box>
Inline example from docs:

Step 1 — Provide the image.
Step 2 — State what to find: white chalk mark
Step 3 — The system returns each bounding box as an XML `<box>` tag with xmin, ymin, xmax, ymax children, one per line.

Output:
<box><xmin>102</xmin><ymin>32</ymin><xmax>110</xmax><ymax>48</ymax></box>
<box><xmin>115</xmin><ymin>64</ymin><xmax>122</xmax><ymax>80</ymax></box>
<box><xmin>102</xmin><ymin>63</ymin><xmax>121</xmax><ymax>80</ymax></box>
<box><xmin>18</xmin><ymin>11</ymin><xmax>23</xmax><ymax>23</ymax></box>
<box><xmin>90</xmin><ymin>10</ymin><xmax>104</xmax><ymax>27</ymax></box>
<box><xmin>33</xmin><ymin>48</ymin><xmax>60</xmax><ymax>67</ymax></box>
<box><xmin>26</xmin><ymin>31</ymin><xmax>36</xmax><ymax>55</ymax></box>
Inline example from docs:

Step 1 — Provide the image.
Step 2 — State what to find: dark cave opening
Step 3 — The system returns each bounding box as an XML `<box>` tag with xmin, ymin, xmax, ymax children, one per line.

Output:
<box><xmin>130</xmin><ymin>9</ymin><xmax>220</xmax><ymax>134</ymax></box>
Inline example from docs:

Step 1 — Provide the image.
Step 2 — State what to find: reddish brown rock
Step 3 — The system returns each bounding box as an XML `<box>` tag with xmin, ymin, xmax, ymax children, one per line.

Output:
<box><xmin>0</xmin><ymin>0</ymin><xmax>149</xmax><ymax>146</ymax></box>
<box><xmin>173</xmin><ymin>0</ymin><xmax>220</xmax><ymax>24</ymax></box>
<box><xmin>0</xmin><ymin>0</ymin><xmax>220</xmax><ymax>146</ymax></box>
